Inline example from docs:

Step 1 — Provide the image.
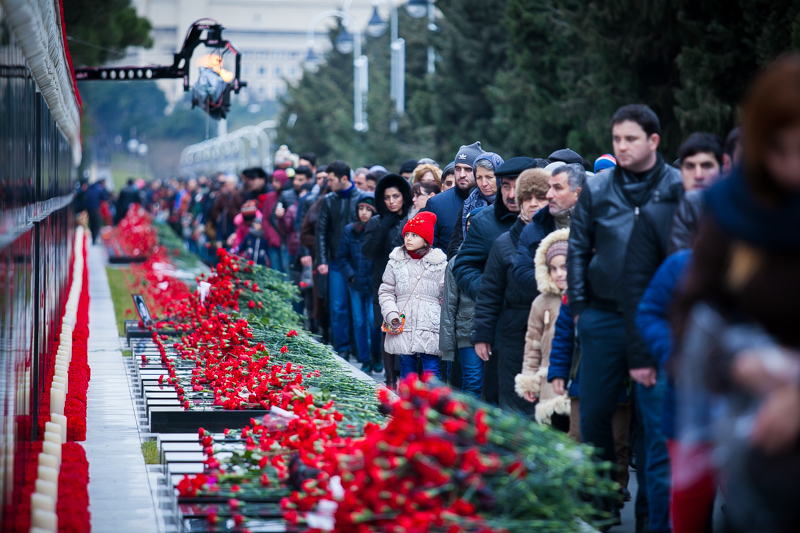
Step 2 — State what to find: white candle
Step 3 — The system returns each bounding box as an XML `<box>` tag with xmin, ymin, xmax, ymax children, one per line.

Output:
<box><xmin>30</xmin><ymin>492</ymin><xmax>55</xmax><ymax>513</ymax></box>
<box><xmin>50</xmin><ymin>389</ymin><xmax>65</xmax><ymax>416</ymax></box>
<box><xmin>38</xmin><ymin>453</ymin><xmax>57</xmax><ymax>470</ymax></box>
<box><xmin>43</xmin><ymin>431</ymin><xmax>61</xmax><ymax>447</ymax></box>
<box><xmin>54</xmin><ymin>370</ymin><xmax>68</xmax><ymax>381</ymax></box>
<box><xmin>50</xmin><ymin>414</ymin><xmax>67</xmax><ymax>443</ymax></box>
<box><xmin>42</xmin><ymin>442</ymin><xmax>61</xmax><ymax>467</ymax></box>
<box><xmin>44</xmin><ymin>423</ymin><xmax>63</xmax><ymax>443</ymax></box>
<box><xmin>38</xmin><ymin>466</ymin><xmax>58</xmax><ymax>484</ymax></box>
<box><xmin>31</xmin><ymin>509</ymin><xmax>57</xmax><ymax>531</ymax></box>
<box><xmin>50</xmin><ymin>382</ymin><xmax>65</xmax><ymax>392</ymax></box>
<box><xmin>52</xmin><ymin>377</ymin><xmax>67</xmax><ymax>393</ymax></box>
<box><xmin>31</xmin><ymin>527</ymin><xmax>51</xmax><ymax>533</ymax></box>
<box><xmin>35</xmin><ymin>480</ymin><xmax>57</xmax><ymax>500</ymax></box>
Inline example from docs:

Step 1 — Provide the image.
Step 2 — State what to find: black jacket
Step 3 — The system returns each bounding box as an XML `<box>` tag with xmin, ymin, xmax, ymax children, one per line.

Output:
<box><xmin>668</xmin><ymin>189</ymin><xmax>704</xmax><ymax>254</ymax></box>
<box><xmin>471</xmin><ymin>218</ymin><xmax>529</xmax><ymax>346</ymax></box>
<box><xmin>454</xmin><ymin>197</ymin><xmax>518</xmax><ymax>301</ymax></box>
<box><xmin>567</xmin><ymin>158</ymin><xmax>682</xmax><ymax>317</ymax></box>
<box><xmin>362</xmin><ymin>174</ymin><xmax>413</xmax><ymax>300</ymax></box>
<box><xmin>116</xmin><ymin>184</ymin><xmax>143</xmax><ymax>222</ymax></box>
<box><xmin>315</xmin><ymin>185</ymin><xmax>365</xmax><ymax>266</ymax></box>
<box><xmin>622</xmin><ymin>182</ymin><xmax>684</xmax><ymax>369</ymax></box>
<box><xmin>512</xmin><ymin>208</ymin><xmax>558</xmax><ymax>304</ymax></box>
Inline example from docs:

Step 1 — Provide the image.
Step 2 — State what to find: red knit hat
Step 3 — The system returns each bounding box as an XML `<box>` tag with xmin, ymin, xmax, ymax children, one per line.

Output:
<box><xmin>403</xmin><ymin>212</ymin><xmax>437</xmax><ymax>245</ymax></box>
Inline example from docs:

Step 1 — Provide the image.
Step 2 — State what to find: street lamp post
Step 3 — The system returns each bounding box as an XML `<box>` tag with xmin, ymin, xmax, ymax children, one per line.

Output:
<box><xmin>406</xmin><ymin>0</ymin><xmax>437</xmax><ymax>74</ymax></box>
<box><xmin>306</xmin><ymin>10</ymin><xmax>369</xmax><ymax>132</ymax></box>
<box><xmin>343</xmin><ymin>0</ymin><xmax>405</xmax><ymax>125</ymax></box>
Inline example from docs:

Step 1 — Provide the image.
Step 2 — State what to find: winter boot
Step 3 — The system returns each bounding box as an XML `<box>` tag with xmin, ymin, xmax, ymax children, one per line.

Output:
<box><xmin>383</xmin><ymin>351</ymin><xmax>397</xmax><ymax>389</ymax></box>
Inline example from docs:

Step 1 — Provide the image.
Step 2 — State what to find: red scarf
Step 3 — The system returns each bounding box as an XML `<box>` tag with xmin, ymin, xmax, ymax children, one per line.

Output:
<box><xmin>407</xmin><ymin>247</ymin><xmax>429</xmax><ymax>260</ymax></box>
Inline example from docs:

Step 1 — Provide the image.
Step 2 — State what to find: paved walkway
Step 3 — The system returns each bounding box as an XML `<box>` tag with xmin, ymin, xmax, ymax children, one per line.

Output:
<box><xmin>84</xmin><ymin>243</ymin><xmax>160</xmax><ymax>533</ymax></box>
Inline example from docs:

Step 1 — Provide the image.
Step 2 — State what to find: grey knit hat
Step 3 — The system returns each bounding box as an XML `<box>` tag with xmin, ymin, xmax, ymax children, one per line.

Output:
<box><xmin>453</xmin><ymin>141</ymin><xmax>483</xmax><ymax>169</ymax></box>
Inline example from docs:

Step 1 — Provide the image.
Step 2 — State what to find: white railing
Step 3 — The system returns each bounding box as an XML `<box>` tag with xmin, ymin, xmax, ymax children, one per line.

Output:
<box><xmin>179</xmin><ymin>120</ymin><xmax>278</xmax><ymax>176</ymax></box>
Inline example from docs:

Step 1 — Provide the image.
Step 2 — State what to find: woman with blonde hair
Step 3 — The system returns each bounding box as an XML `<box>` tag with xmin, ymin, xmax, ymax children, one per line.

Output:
<box><xmin>412</xmin><ymin>163</ymin><xmax>443</xmax><ymax>187</ymax></box>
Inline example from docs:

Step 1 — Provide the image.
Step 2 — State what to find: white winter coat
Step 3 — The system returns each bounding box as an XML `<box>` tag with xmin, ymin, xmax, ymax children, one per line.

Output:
<box><xmin>379</xmin><ymin>246</ymin><xmax>447</xmax><ymax>356</ymax></box>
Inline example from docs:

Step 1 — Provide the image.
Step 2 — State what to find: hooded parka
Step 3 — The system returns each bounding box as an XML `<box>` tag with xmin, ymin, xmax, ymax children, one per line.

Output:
<box><xmin>514</xmin><ymin>229</ymin><xmax>572</xmax><ymax>424</ymax></box>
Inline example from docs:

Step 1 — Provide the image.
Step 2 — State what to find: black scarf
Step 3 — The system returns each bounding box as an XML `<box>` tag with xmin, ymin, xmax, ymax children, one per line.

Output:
<box><xmin>616</xmin><ymin>153</ymin><xmax>666</xmax><ymax>207</ymax></box>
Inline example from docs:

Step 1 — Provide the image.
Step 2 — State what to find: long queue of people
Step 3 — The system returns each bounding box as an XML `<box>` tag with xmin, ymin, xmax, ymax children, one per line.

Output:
<box><xmin>92</xmin><ymin>56</ymin><xmax>800</xmax><ymax>533</ymax></box>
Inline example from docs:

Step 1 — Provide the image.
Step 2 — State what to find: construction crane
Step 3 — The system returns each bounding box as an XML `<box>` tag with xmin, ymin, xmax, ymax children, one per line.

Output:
<box><xmin>75</xmin><ymin>19</ymin><xmax>247</xmax><ymax>119</ymax></box>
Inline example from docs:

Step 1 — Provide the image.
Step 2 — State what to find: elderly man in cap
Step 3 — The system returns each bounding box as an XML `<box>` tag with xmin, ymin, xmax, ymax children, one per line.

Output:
<box><xmin>453</xmin><ymin>157</ymin><xmax>543</xmax><ymax>403</ymax></box>
<box><xmin>470</xmin><ymin>165</ymin><xmax>551</xmax><ymax>409</ymax></box>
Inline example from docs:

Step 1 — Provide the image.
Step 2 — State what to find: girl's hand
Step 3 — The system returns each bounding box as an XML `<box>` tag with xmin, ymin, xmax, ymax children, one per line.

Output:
<box><xmin>551</xmin><ymin>378</ymin><xmax>565</xmax><ymax>396</ymax></box>
<box><xmin>524</xmin><ymin>392</ymin><xmax>537</xmax><ymax>403</ymax></box>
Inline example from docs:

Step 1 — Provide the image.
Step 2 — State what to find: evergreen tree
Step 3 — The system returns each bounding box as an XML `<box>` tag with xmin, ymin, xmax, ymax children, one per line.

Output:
<box><xmin>63</xmin><ymin>0</ymin><xmax>152</xmax><ymax>67</ymax></box>
<box><xmin>427</xmin><ymin>0</ymin><xmax>510</xmax><ymax>160</ymax></box>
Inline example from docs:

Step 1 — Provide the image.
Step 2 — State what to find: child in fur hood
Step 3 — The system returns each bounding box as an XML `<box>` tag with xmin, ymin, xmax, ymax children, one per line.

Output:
<box><xmin>379</xmin><ymin>211</ymin><xmax>447</xmax><ymax>380</ymax></box>
<box><xmin>515</xmin><ymin>228</ymin><xmax>572</xmax><ymax>426</ymax></box>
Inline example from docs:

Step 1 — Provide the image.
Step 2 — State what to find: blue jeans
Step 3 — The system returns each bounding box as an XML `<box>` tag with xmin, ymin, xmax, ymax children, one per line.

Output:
<box><xmin>400</xmin><ymin>353</ymin><xmax>441</xmax><ymax>379</ymax></box>
<box><xmin>267</xmin><ymin>246</ymin><xmax>284</xmax><ymax>273</ymax></box>
<box><xmin>349</xmin><ymin>289</ymin><xmax>380</xmax><ymax>364</ymax></box>
<box><xmin>458</xmin><ymin>347</ymin><xmax>483</xmax><ymax>398</ymax></box>
<box><xmin>577</xmin><ymin>307</ymin><xmax>628</xmax><ymax>469</ymax></box>
<box><xmin>638</xmin><ymin>372</ymin><xmax>672</xmax><ymax>533</ymax></box>
<box><xmin>328</xmin><ymin>263</ymin><xmax>351</xmax><ymax>353</ymax></box>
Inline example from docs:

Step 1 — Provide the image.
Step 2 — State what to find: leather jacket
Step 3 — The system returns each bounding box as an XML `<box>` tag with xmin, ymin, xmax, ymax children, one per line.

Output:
<box><xmin>668</xmin><ymin>189</ymin><xmax>704</xmax><ymax>254</ymax></box>
<box><xmin>567</xmin><ymin>160</ymin><xmax>682</xmax><ymax>316</ymax></box>
<box><xmin>314</xmin><ymin>187</ymin><xmax>365</xmax><ymax>266</ymax></box>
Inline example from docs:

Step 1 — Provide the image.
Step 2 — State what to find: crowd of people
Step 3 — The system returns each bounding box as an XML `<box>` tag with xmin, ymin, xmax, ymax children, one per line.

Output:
<box><xmin>84</xmin><ymin>55</ymin><xmax>800</xmax><ymax>533</ymax></box>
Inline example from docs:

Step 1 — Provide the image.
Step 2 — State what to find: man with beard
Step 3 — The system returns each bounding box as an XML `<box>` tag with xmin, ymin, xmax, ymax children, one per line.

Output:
<box><xmin>471</xmin><ymin>165</ymin><xmax>553</xmax><ymax>409</ymax></box>
<box><xmin>454</xmin><ymin>157</ymin><xmax>540</xmax><ymax>403</ymax></box>
<box><xmin>423</xmin><ymin>142</ymin><xmax>483</xmax><ymax>251</ymax></box>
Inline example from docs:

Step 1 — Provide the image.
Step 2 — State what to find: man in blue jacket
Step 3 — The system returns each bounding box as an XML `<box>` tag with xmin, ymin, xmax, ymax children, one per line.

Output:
<box><xmin>513</xmin><ymin>162</ymin><xmax>584</xmax><ymax>303</ymax></box>
<box><xmin>423</xmin><ymin>142</ymin><xmax>483</xmax><ymax>251</ymax></box>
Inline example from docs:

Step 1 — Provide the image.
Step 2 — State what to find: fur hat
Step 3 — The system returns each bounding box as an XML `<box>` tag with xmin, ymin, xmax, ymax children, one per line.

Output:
<box><xmin>516</xmin><ymin>168</ymin><xmax>551</xmax><ymax>203</ymax></box>
<box><xmin>534</xmin><ymin>228</ymin><xmax>570</xmax><ymax>295</ymax></box>
<box><xmin>403</xmin><ymin>211</ymin><xmax>437</xmax><ymax>245</ymax></box>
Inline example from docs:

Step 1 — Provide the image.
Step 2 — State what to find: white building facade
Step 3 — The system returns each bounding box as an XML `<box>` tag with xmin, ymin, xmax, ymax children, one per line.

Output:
<box><xmin>128</xmin><ymin>0</ymin><xmax>399</xmax><ymax>107</ymax></box>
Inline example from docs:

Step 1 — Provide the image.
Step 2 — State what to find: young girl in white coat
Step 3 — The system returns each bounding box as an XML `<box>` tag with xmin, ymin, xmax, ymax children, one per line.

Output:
<box><xmin>379</xmin><ymin>211</ymin><xmax>447</xmax><ymax>379</ymax></box>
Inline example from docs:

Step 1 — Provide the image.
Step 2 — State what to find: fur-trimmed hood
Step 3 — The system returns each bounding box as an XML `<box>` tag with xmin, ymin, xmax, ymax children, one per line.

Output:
<box><xmin>534</xmin><ymin>228</ymin><xmax>570</xmax><ymax>295</ymax></box>
<box><xmin>388</xmin><ymin>245</ymin><xmax>447</xmax><ymax>266</ymax></box>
